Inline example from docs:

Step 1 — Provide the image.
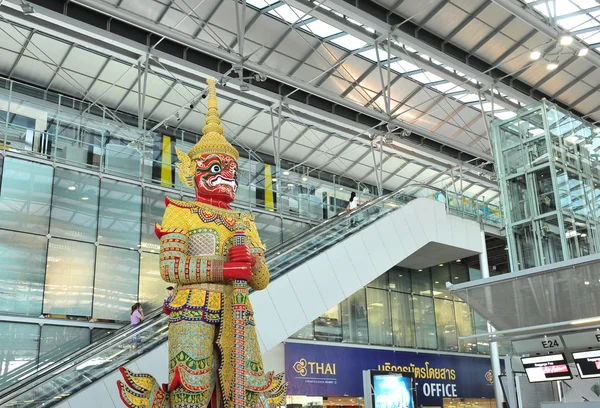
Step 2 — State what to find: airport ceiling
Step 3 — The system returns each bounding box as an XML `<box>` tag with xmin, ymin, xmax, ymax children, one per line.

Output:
<box><xmin>1</xmin><ymin>0</ymin><xmax>600</xmax><ymax>202</ymax></box>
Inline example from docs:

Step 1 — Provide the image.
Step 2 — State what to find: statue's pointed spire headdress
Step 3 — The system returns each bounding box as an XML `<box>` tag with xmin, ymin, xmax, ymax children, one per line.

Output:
<box><xmin>175</xmin><ymin>79</ymin><xmax>239</xmax><ymax>187</ymax></box>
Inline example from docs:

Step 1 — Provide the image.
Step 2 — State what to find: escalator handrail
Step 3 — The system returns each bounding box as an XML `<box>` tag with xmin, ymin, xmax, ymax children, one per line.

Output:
<box><xmin>0</xmin><ymin>311</ymin><xmax>171</xmax><ymax>404</ymax></box>
<box><xmin>0</xmin><ymin>184</ymin><xmax>444</xmax><ymax>405</ymax></box>
<box><xmin>265</xmin><ymin>183</ymin><xmax>444</xmax><ymax>263</ymax></box>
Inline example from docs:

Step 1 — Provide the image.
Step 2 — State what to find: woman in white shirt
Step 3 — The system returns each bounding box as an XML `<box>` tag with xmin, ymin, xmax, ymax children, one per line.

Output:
<box><xmin>347</xmin><ymin>192</ymin><xmax>357</xmax><ymax>211</ymax></box>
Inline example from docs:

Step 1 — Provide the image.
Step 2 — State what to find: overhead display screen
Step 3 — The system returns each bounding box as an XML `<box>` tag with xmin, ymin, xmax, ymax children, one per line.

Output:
<box><xmin>521</xmin><ymin>354</ymin><xmax>572</xmax><ymax>383</ymax></box>
<box><xmin>572</xmin><ymin>350</ymin><xmax>600</xmax><ymax>379</ymax></box>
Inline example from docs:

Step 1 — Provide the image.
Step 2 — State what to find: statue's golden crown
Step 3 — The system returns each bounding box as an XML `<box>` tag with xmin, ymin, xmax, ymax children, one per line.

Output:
<box><xmin>175</xmin><ymin>79</ymin><xmax>239</xmax><ymax>187</ymax></box>
<box><xmin>187</xmin><ymin>79</ymin><xmax>239</xmax><ymax>160</ymax></box>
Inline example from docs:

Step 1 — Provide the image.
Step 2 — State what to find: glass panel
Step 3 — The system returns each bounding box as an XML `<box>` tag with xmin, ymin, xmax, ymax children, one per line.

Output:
<box><xmin>0</xmin><ymin>230</ymin><xmax>47</xmax><ymax>315</ymax></box>
<box><xmin>43</xmin><ymin>238</ymin><xmax>96</xmax><ymax>317</ymax></box>
<box><xmin>434</xmin><ymin>298</ymin><xmax>458</xmax><ymax>351</ymax></box>
<box><xmin>253</xmin><ymin>212</ymin><xmax>282</xmax><ymax>249</ymax></box>
<box><xmin>474</xmin><ymin>311</ymin><xmax>490</xmax><ymax>355</ymax></box>
<box><xmin>98</xmin><ymin>179</ymin><xmax>142</xmax><ymax>248</ymax></box>
<box><xmin>411</xmin><ymin>268</ymin><xmax>432</xmax><ymax>296</ymax></box>
<box><xmin>454</xmin><ymin>301</ymin><xmax>476</xmax><ymax>353</ymax></box>
<box><xmin>49</xmin><ymin>168</ymin><xmax>99</xmax><ymax>242</ymax></box>
<box><xmin>93</xmin><ymin>246</ymin><xmax>140</xmax><ymax>321</ymax></box>
<box><xmin>389</xmin><ymin>266</ymin><xmax>411</xmax><ymax>293</ymax></box>
<box><xmin>281</xmin><ymin>218</ymin><xmax>310</xmax><ymax>243</ymax></box>
<box><xmin>0</xmin><ymin>157</ymin><xmax>53</xmax><ymax>234</ymax></box>
<box><xmin>314</xmin><ymin>306</ymin><xmax>342</xmax><ymax>342</ymax></box>
<box><xmin>431</xmin><ymin>263</ymin><xmax>451</xmax><ymax>298</ymax></box>
<box><xmin>141</xmin><ymin>188</ymin><xmax>177</xmax><ymax>253</ymax></box>
<box><xmin>91</xmin><ymin>328</ymin><xmax>114</xmax><ymax>343</ymax></box>
<box><xmin>341</xmin><ymin>289</ymin><xmax>368</xmax><ymax>344</ymax></box>
<box><xmin>413</xmin><ymin>295</ymin><xmax>437</xmax><ymax>349</ymax></box>
<box><xmin>39</xmin><ymin>325</ymin><xmax>90</xmax><ymax>361</ymax></box>
<box><xmin>367</xmin><ymin>273</ymin><xmax>388</xmax><ymax>289</ymax></box>
<box><xmin>290</xmin><ymin>323</ymin><xmax>314</xmax><ymax>340</ymax></box>
<box><xmin>390</xmin><ymin>292</ymin><xmax>415</xmax><ymax>347</ymax></box>
<box><xmin>138</xmin><ymin>252</ymin><xmax>164</xmax><ymax>312</ymax></box>
<box><xmin>0</xmin><ymin>322</ymin><xmax>39</xmax><ymax>383</ymax></box>
<box><xmin>366</xmin><ymin>288</ymin><xmax>392</xmax><ymax>346</ymax></box>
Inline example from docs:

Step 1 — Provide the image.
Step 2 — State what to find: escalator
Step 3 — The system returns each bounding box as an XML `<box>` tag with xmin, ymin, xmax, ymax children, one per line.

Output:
<box><xmin>0</xmin><ymin>185</ymin><xmax>482</xmax><ymax>408</ymax></box>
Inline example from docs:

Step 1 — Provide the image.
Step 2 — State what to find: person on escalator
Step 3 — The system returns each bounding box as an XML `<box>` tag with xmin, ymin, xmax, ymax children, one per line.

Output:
<box><xmin>130</xmin><ymin>303</ymin><xmax>144</xmax><ymax>346</ymax></box>
<box><xmin>164</xmin><ymin>286</ymin><xmax>174</xmax><ymax>315</ymax></box>
<box><xmin>347</xmin><ymin>192</ymin><xmax>358</xmax><ymax>226</ymax></box>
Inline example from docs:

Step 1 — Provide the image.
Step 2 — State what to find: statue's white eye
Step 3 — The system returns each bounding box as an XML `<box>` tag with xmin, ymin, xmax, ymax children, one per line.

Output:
<box><xmin>210</xmin><ymin>164</ymin><xmax>221</xmax><ymax>173</ymax></box>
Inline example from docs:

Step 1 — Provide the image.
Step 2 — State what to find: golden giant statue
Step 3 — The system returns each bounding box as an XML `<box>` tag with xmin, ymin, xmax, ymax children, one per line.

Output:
<box><xmin>117</xmin><ymin>79</ymin><xmax>287</xmax><ymax>408</ymax></box>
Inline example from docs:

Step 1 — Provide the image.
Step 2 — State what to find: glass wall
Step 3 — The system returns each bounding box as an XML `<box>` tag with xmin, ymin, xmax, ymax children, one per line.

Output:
<box><xmin>292</xmin><ymin>262</ymin><xmax>488</xmax><ymax>355</ymax></box>
<box><xmin>0</xmin><ymin>77</ymin><xmax>500</xmax><ymax>227</ymax></box>
<box><xmin>0</xmin><ymin>156</ymin><xmax>313</xmax><ymax>323</ymax></box>
<box><xmin>492</xmin><ymin>99</ymin><xmax>600</xmax><ymax>272</ymax></box>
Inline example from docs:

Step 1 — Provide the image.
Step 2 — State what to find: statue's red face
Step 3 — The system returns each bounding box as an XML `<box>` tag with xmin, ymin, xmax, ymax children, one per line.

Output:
<box><xmin>194</xmin><ymin>153</ymin><xmax>238</xmax><ymax>205</ymax></box>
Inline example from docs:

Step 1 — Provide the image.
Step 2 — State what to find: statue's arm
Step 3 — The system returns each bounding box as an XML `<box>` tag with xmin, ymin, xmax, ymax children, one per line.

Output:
<box><xmin>156</xmin><ymin>203</ymin><xmax>250</xmax><ymax>284</ymax></box>
<box><xmin>246</xmin><ymin>220</ymin><xmax>270</xmax><ymax>291</ymax></box>
<box><xmin>157</xmin><ymin>228</ymin><xmax>227</xmax><ymax>284</ymax></box>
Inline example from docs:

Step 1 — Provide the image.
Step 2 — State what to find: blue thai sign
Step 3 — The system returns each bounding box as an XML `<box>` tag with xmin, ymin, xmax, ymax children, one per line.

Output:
<box><xmin>285</xmin><ymin>342</ymin><xmax>499</xmax><ymax>407</ymax></box>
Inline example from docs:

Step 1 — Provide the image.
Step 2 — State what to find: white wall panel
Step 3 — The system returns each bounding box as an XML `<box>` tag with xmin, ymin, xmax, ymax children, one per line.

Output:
<box><xmin>250</xmin><ymin>289</ymin><xmax>288</xmax><ymax>351</ymax></box>
<box><xmin>267</xmin><ymin>275</ymin><xmax>309</xmax><ymax>336</ymax></box>
<box><xmin>68</xmin><ymin>376</ymin><xmax>116</xmax><ymax>408</ymax></box>
<box><xmin>286</xmin><ymin>263</ymin><xmax>328</xmax><ymax>321</ymax></box>
<box><xmin>325</xmin><ymin>244</ymin><xmax>361</xmax><ymax>298</ymax></box>
<box><xmin>343</xmin><ymin>232</ymin><xmax>379</xmax><ymax>286</ymax></box>
<box><xmin>305</xmin><ymin>253</ymin><xmax>345</xmax><ymax>310</ymax></box>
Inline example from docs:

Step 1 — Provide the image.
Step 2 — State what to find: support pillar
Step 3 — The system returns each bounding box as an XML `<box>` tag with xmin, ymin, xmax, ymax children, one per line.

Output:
<box><xmin>479</xmin><ymin>229</ymin><xmax>504</xmax><ymax>408</ymax></box>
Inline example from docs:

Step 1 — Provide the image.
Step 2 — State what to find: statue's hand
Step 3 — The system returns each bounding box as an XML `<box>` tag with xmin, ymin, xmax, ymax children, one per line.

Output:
<box><xmin>228</xmin><ymin>245</ymin><xmax>257</xmax><ymax>267</ymax></box>
<box><xmin>223</xmin><ymin>262</ymin><xmax>252</xmax><ymax>281</ymax></box>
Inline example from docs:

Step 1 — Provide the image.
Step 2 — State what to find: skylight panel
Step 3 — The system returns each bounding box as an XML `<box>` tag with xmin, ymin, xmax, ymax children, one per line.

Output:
<box><xmin>347</xmin><ymin>18</ymin><xmax>362</xmax><ymax>26</ymax></box>
<box><xmin>534</xmin><ymin>1</ymin><xmax>579</xmax><ymax>17</ymax></box>
<box><xmin>573</xmin><ymin>0</ymin><xmax>599</xmax><ymax>9</ymax></box>
<box><xmin>359</xmin><ymin>48</ymin><xmax>393</xmax><ymax>61</ymax></box>
<box><xmin>331</xmin><ymin>35</ymin><xmax>367</xmax><ymax>50</ymax></box>
<box><xmin>245</xmin><ymin>0</ymin><xmax>279</xmax><ymax>8</ymax></box>
<box><xmin>577</xmin><ymin>31</ymin><xmax>600</xmax><ymax>45</ymax></box>
<box><xmin>408</xmin><ymin>71</ymin><xmax>443</xmax><ymax>84</ymax></box>
<box><xmin>495</xmin><ymin>111</ymin><xmax>517</xmax><ymax>120</ymax></box>
<box><xmin>558</xmin><ymin>14</ymin><xmax>598</xmax><ymax>31</ymax></box>
<box><xmin>455</xmin><ymin>93</ymin><xmax>480</xmax><ymax>103</ymax></box>
<box><xmin>388</xmin><ymin>60</ymin><xmax>419</xmax><ymax>73</ymax></box>
<box><xmin>302</xmin><ymin>20</ymin><xmax>342</xmax><ymax>37</ymax></box>
<box><xmin>432</xmin><ymin>82</ymin><xmax>464</xmax><ymax>93</ymax></box>
<box><xmin>268</xmin><ymin>5</ymin><xmax>310</xmax><ymax>24</ymax></box>
<box><xmin>404</xmin><ymin>45</ymin><xmax>418</xmax><ymax>53</ymax></box>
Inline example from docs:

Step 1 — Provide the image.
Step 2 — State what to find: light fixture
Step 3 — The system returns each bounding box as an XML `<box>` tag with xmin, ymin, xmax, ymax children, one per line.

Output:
<box><xmin>456</xmin><ymin>259</ymin><xmax>461</xmax><ymax>262</ymax></box>
<box><xmin>439</xmin><ymin>264</ymin><xmax>444</xmax><ymax>267</ymax></box>
<box><xmin>504</xmin><ymin>247</ymin><xmax>508</xmax><ymax>251</ymax></box>
<box><xmin>579</xmin><ymin>48</ymin><xmax>589</xmax><ymax>57</ymax></box>
<box><xmin>20</xmin><ymin>1</ymin><xmax>35</xmax><ymax>15</ymax></box>
<box><xmin>594</xmin><ymin>128</ymin><xmax>600</xmax><ymax>134</ymax></box>
<box><xmin>584</xmin><ymin>281</ymin><xmax>590</xmax><ymax>285</ymax></box>
<box><xmin>547</xmin><ymin>62</ymin><xmax>559</xmax><ymax>70</ymax></box>
<box><xmin>570</xmin><ymin>316</ymin><xmax>600</xmax><ymax>325</ymax></box>
<box><xmin>81</xmin><ymin>197</ymin><xmax>89</xmax><ymax>201</ymax></box>
<box><xmin>339</xmin><ymin>187</ymin><xmax>344</xmax><ymax>190</ymax></box>
<box><xmin>418</xmin><ymin>269</ymin><xmax>422</xmax><ymax>272</ymax></box>
<box><xmin>283</xmin><ymin>171</ymin><xmax>290</xmax><ymax>176</ymax></box>
<box><xmin>560</xmin><ymin>35</ymin><xmax>573</xmax><ymax>46</ymax></box>
<box><xmin>530</xmin><ymin>50</ymin><xmax>542</xmax><ymax>60</ymax></box>
<box><xmin>68</xmin><ymin>186</ymin><xmax>76</xmax><ymax>191</ymax></box>
<box><xmin>302</xmin><ymin>177</ymin><xmax>307</xmax><ymax>181</ymax></box>
<box><xmin>287</xmin><ymin>183</ymin><xmax>294</xmax><ymax>187</ymax></box>
<box><xmin>272</xmin><ymin>177</ymin><xmax>278</xmax><ymax>182</ymax></box>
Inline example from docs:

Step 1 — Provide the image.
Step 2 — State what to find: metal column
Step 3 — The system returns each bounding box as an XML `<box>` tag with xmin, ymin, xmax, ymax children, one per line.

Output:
<box><xmin>479</xmin><ymin>229</ymin><xmax>505</xmax><ymax>408</ymax></box>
